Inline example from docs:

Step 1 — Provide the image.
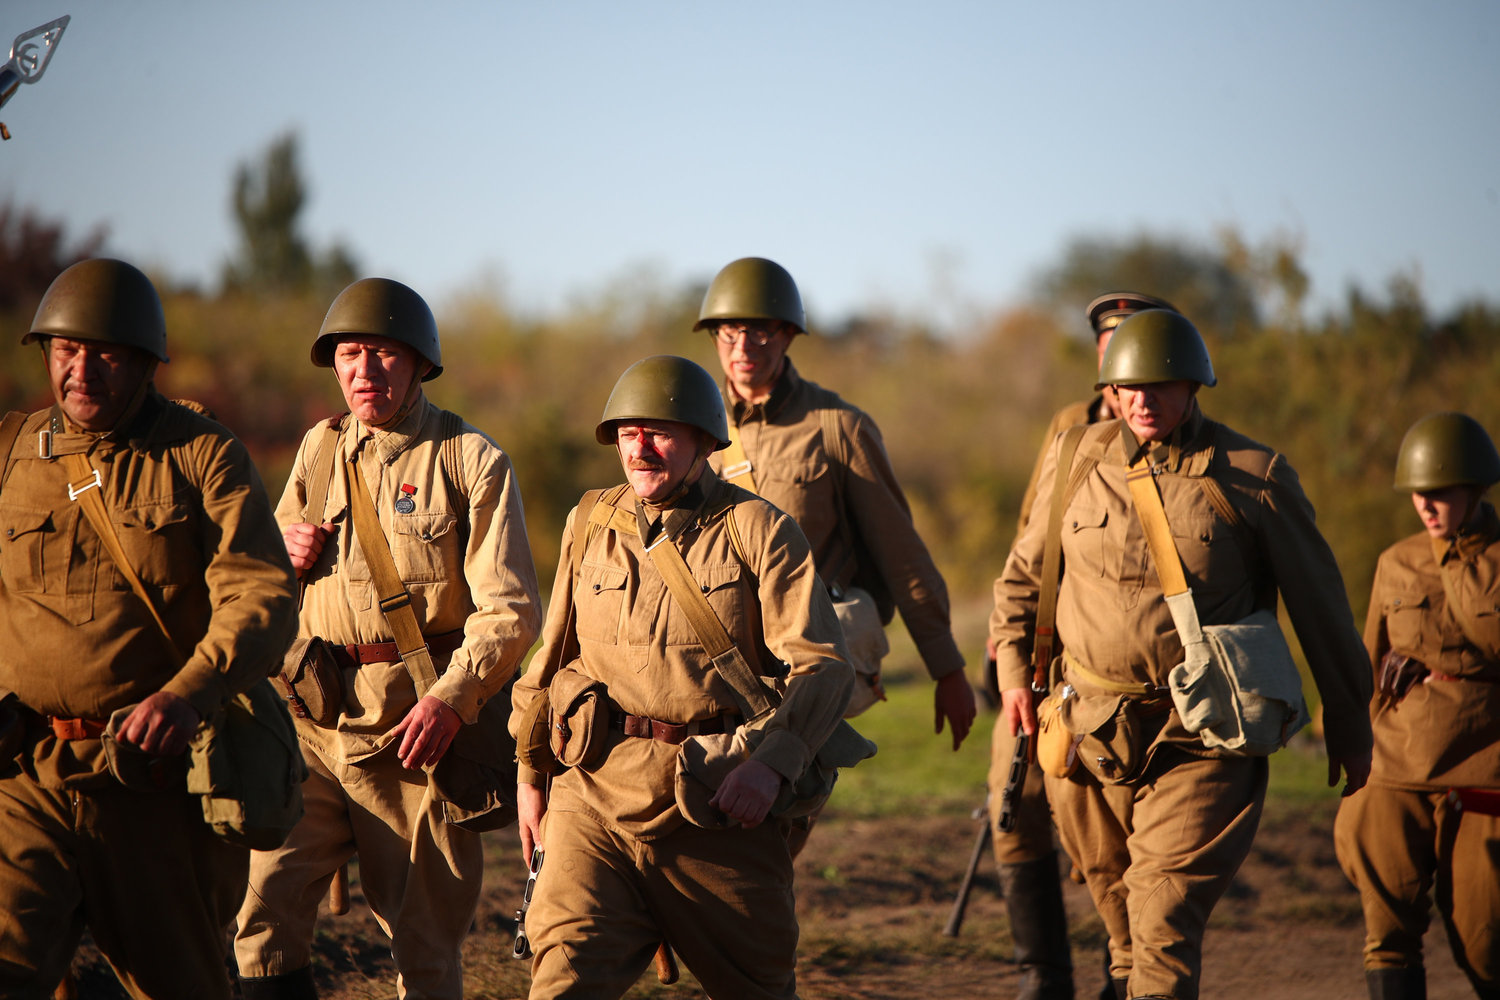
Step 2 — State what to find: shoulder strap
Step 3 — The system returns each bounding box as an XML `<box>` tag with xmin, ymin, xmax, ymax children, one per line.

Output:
<box><xmin>719</xmin><ymin>421</ymin><xmax>758</xmax><ymax>494</ymax></box>
<box><xmin>0</xmin><ymin>411</ymin><xmax>26</xmax><ymax>494</ymax></box>
<box><xmin>1031</xmin><ymin>423</ymin><xmax>1087</xmax><ymax>691</ymax></box>
<box><xmin>437</xmin><ymin>409</ymin><xmax>466</xmax><ymax>512</ymax></box>
<box><xmin>589</xmin><ymin>488</ymin><xmax>778</xmax><ymax>717</ymax></box>
<box><xmin>60</xmin><ymin>452</ymin><xmax>186</xmax><ymax>669</ymax></box>
<box><xmin>344</xmin><ymin>457</ymin><xmax>440</xmax><ymax>696</ymax></box>
<box><xmin>1124</xmin><ymin>449</ymin><xmax>1212</xmax><ymax>657</ymax></box>
<box><xmin>303</xmin><ymin>415</ymin><xmax>346</xmax><ymax>526</ymax></box>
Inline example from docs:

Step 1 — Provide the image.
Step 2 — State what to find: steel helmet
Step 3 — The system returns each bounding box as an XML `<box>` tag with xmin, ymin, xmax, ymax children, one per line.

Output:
<box><xmin>595</xmin><ymin>355</ymin><xmax>730</xmax><ymax>450</ymax></box>
<box><xmin>312</xmin><ymin>277</ymin><xmax>442</xmax><ymax>380</ymax></box>
<box><xmin>1085</xmin><ymin>291</ymin><xmax>1180</xmax><ymax>338</ymax></box>
<box><xmin>1393</xmin><ymin>412</ymin><xmax>1500</xmax><ymax>492</ymax></box>
<box><xmin>694</xmin><ymin>257</ymin><xmax>806</xmax><ymax>334</ymax></box>
<box><xmin>24</xmin><ymin>258</ymin><xmax>169</xmax><ymax>363</ymax></box>
<box><xmin>1095</xmin><ymin>309</ymin><xmax>1216</xmax><ymax>389</ymax></box>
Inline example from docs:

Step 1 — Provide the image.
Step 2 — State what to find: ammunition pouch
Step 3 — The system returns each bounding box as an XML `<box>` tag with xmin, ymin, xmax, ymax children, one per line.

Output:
<box><xmin>515</xmin><ymin>687</ymin><xmax>560</xmax><ymax>777</ymax></box>
<box><xmin>547</xmin><ymin>667</ymin><xmax>610</xmax><ymax>769</ymax></box>
<box><xmin>276</xmin><ymin>636</ymin><xmax>344</xmax><ymax>727</ymax></box>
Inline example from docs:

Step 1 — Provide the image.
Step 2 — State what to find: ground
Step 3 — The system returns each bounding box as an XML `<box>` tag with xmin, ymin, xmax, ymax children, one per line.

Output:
<box><xmin>66</xmin><ymin>794</ymin><xmax>1475</xmax><ymax>999</ymax></box>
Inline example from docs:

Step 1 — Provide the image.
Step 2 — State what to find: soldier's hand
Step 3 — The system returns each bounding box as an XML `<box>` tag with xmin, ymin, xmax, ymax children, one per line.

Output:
<box><xmin>390</xmin><ymin>695</ymin><xmax>462</xmax><ymax>770</ymax></box>
<box><xmin>1329</xmin><ymin>748</ymin><xmax>1372</xmax><ymax>797</ymax></box>
<box><xmin>934</xmin><ymin>670</ymin><xmax>977</xmax><ymax>750</ymax></box>
<box><xmin>709</xmin><ymin>759</ymin><xmax>782</xmax><ymax>828</ymax></box>
<box><xmin>1000</xmin><ymin>686</ymin><xmax>1036</xmax><ymax>739</ymax></box>
<box><xmin>118</xmin><ymin>691</ymin><xmax>201</xmax><ymax>756</ymax></box>
<box><xmin>517</xmin><ymin>782</ymin><xmax>547</xmax><ymax>864</ymax></box>
<box><xmin>283</xmin><ymin>521</ymin><xmax>336</xmax><ymax>578</ymax></box>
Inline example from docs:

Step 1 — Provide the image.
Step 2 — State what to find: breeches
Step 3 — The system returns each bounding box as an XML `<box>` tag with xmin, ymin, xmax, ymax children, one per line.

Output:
<box><xmin>526</xmin><ymin>809</ymin><xmax>799</xmax><ymax>1000</ymax></box>
<box><xmin>234</xmin><ymin>741</ymin><xmax>483</xmax><ymax>999</ymax></box>
<box><xmin>1046</xmin><ymin>749</ymin><xmax>1267</xmax><ymax>1000</ymax></box>
<box><xmin>1334</xmin><ymin>784</ymin><xmax>1500</xmax><ymax>993</ymax></box>
<box><xmin>988</xmin><ymin>717</ymin><xmax>1056</xmax><ymax>864</ymax></box>
<box><xmin>0</xmin><ymin>768</ymin><xmax>248</xmax><ymax>1000</ymax></box>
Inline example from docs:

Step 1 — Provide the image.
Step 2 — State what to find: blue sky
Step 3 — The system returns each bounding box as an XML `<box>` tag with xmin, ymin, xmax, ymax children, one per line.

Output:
<box><xmin>3</xmin><ymin>1</ymin><xmax>1496</xmax><ymax>332</ymax></box>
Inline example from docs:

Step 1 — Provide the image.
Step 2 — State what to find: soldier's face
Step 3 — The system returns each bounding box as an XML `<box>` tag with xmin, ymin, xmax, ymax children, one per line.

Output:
<box><xmin>1114</xmin><ymin>380</ymin><xmax>1196</xmax><ymax>443</ymax></box>
<box><xmin>45</xmin><ymin>336</ymin><xmax>154</xmax><ymax>431</ymax></box>
<box><xmin>616</xmin><ymin>419</ymin><xmax>706</xmax><ymax>503</ymax></box>
<box><xmin>332</xmin><ymin>335</ymin><xmax>422</xmax><ymax>428</ymax></box>
<box><xmin>710</xmin><ymin>320</ymin><xmax>793</xmax><ymax>404</ymax></box>
<box><xmin>1411</xmin><ymin>486</ymin><xmax>1480</xmax><ymax>539</ymax></box>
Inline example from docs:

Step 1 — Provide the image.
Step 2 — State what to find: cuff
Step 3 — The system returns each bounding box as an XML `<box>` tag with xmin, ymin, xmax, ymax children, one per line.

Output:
<box><xmin>750</xmin><ymin>728</ymin><xmax>813</xmax><ymax>783</ymax></box>
<box><xmin>427</xmin><ymin>668</ymin><xmax>489</xmax><ymax>725</ymax></box>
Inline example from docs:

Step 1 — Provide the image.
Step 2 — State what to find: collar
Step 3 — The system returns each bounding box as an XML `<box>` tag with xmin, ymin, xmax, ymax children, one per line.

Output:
<box><xmin>1434</xmin><ymin>502</ymin><xmax>1500</xmax><ymax>563</ymax></box>
<box><xmin>349</xmin><ymin>395</ymin><xmax>432</xmax><ymax>464</ymax></box>
<box><xmin>42</xmin><ymin>385</ymin><xmax>161</xmax><ymax>458</ymax></box>
<box><xmin>634</xmin><ymin>468</ymin><xmax>715</xmax><ymax>546</ymax></box>
<box><xmin>1115</xmin><ymin>401</ymin><xmax>1212</xmax><ymax>476</ymax></box>
<box><xmin>726</xmin><ymin>357</ymin><xmax>801</xmax><ymax>424</ymax></box>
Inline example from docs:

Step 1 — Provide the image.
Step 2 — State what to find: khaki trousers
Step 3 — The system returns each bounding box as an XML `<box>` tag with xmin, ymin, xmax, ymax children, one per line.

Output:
<box><xmin>1335</xmin><ymin>784</ymin><xmax>1500</xmax><ymax>995</ymax></box>
<box><xmin>527</xmin><ymin>809</ymin><xmax>799</xmax><ymax>1000</ymax></box>
<box><xmin>987</xmin><ymin>718</ymin><xmax>1056</xmax><ymax>864</ymax></box>
<box><xmin>0</xmin><ymin>766</ymin><xmax>248</xmax><ymax>1000</ymax></box>
<box><xmin>1046</xmin><ymin>749</ymin><xmax>1267</xmax><ymax>1000</ymax></box>
<box><xmin>234</xmin><ymin>741</ymin><xmax>482</xmax><ymax>999</ymax></box>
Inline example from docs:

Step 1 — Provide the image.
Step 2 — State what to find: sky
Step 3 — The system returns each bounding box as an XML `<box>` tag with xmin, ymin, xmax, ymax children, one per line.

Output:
<box><xmin>2</xmin><ymin>1</ymin><xmax>1496</xmax><ymax>333</ymax></box>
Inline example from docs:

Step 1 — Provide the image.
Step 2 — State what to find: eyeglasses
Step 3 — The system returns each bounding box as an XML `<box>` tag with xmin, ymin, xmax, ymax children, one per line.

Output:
<box><xmin>711</xmin><ymin>323</ymin><xmax>780</xmax><ymax>347</ymax></box>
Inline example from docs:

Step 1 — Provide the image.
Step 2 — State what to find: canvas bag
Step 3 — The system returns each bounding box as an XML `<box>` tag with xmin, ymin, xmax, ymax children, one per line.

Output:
<box><xmin>1126</xmin><ymin>451</ymin><xmax>1309</xmax><ymax>755</ymax></box>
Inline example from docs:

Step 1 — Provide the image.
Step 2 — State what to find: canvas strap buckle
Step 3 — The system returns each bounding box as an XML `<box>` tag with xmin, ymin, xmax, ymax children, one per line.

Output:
<box><xmin>67</xmin><ymin>467</ymin><xmax>102</xmax><ymax>501</ymax></box>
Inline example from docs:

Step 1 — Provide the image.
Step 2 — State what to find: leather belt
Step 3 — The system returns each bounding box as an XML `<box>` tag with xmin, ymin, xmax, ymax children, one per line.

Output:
<box><xmin>329</xmin><ymin>628</ymin><xmax>465</xmax><ymax>670</ymax></box>
<box><xmin>50</xmin><ymin>716</ymin><xmax>108</xmax><ymax>741</ymax></box>
<box><xmin>610</xmin><ymin>712</ymin><xmax>732</xmax><ymax>746</ymax></box>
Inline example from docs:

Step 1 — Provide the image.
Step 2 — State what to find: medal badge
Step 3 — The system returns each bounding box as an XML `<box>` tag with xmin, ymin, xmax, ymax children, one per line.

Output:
<box><xmin>394</xmin><ymin>483</ymin><xmax>417</xmax><ymax>514</ymax></box>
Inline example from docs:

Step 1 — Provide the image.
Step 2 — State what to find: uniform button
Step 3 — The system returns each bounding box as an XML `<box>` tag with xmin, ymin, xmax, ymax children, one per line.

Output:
<box><xmin>593</xmin><ymin>583</ymin><xmax>601</xmax><ymax>593</ymax></box>
<box><xmin>700</xmin><ymin>584</ymin><xmax>710</xmax><ymax>594</ymax></box>
<box><xmin>4</xmin><ymin>528</ymin><xmax>12</xmax><ymax>538</ymax></box>
<box><xmin>1199</xmin><ymin>532</ymin><xmax>1210</xmax><ymax>542</ymax></box>
<box><xmin>144</xmin><ymin>519</ymin><xmax>155</xmax><ymax>530</ymax></box>
<box><xmin>421</xmin><ymin>531</ymin><xmax>431</xmax><ymax>540</ymax></box>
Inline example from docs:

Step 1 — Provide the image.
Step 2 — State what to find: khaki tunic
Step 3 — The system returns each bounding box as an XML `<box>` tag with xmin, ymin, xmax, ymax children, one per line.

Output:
<box><xmin>990</xmin><ymin>404</ymin><xmax>1373</xmax><ymax>999</ymax></box>
<box><xmin>235</xmin><ymin>397</ymin><xmax>541</xmax><ymax>998</ymax></box>
<box><xmin>711</xmin><ymin>360</ymin><xmax>963</xmax><ymax>680</ymax></box>
<box><xmin>513</xmin><ymin>469</ymin><xmax>851</xmax><ymax>998</ymax></box>
<box><xmin>1334</xmin><ymin>507</ymin><xmax>1500</xmax><ymax>989</ymax></box>
<box><xmin>0</xmin><ymin>392</ymin><xmax>298</xmax><ymax>998</ymax></box>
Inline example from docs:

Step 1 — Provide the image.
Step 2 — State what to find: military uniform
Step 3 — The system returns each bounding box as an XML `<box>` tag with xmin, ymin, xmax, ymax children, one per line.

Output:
<box><xmin>0</xmin><ymin>392</ymin><xmax>298</xmax><ymax>999</ymax></box>
<box><xmin>1334</xmin><ymin>505</ymin><xmax>1500</xmax><ymax>996</ymax></box>
<box><xmin>991</xmin><ymin>404</ymin><xmax>1373</xmax><ymax>1000</ymax></box>
<box><xmin>513</xmin><ymin>468</ymin><xmax>852</xmax><ymax>999</ymax></box>
<box><xmin>234</xmin><ymin>396</ymin><xmax>542</xmax><ymax>998</ymax></box>
<box><xmin>712</xmin><ymin>358</ymin><xmax>963</xmax><ymax>681</ymax></box>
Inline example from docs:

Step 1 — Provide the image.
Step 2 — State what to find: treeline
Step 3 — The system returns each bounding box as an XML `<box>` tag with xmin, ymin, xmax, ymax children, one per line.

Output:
<box><xmin>3</xmin><ymin>231</ymin><xmax>1498</xmax><ymax>640</ymax></box>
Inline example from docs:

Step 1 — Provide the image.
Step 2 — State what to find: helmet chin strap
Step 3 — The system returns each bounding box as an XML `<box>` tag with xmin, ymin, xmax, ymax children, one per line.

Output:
<box><xmin>641</xmin><ymin>446</ymin><xmax>711</xmax><ymax>510</ymax></box>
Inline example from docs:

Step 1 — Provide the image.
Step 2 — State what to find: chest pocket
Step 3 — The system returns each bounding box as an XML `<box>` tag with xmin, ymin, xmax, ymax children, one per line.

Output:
<box><xmin>392</xmin><ymin>511</ymin><xmax>462</xmax><ymax>584</ymax></box>
<box><xmin>759</xmin><ymin>454</ymin><xmax>837</xmax><ymax>550</ymax></box>
<box><xmin>113</xmin><ymin>502</ymin><xmax>198</xmax><ymax>589</ymax></box>
<box><xmin>664</xmin><ymin>563</ymin><xmax>744</xmax><ymax>648</ymax></box>
<box><xmin>0</xmin><ymin>504</ymin><xmax>66</xmax><ymax>595</ymax></box>
<box><xmin>576</xmin><ymin>562</ymin><xmax>630</xmax><ymax>644</ymax></box>
<box><xmin>1064</xmin><ymin>505</ymin><xmax>1109</xmax><ymax>578</ymax></box>
<box><xmin>1384</xmin><ymin>591</ymin><xmax>1431</xmax><ymax>653</ymax></box>
<box><xmin>1170</xmin><ymin>512</ymin><xmax>1226</xmax><ymax>587</ymax></box>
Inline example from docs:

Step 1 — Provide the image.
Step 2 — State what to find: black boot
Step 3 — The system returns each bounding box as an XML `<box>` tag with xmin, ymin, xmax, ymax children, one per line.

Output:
<box><xmin>999</xmin><ymin>856</ymin><xmax>1074</xmax><ymax>1000</ymax></box>
<box><xmin>238</xmin><ymin>967</ymin><xmax>318</xmax><ymax>1000</ymax></box>
<box><xmin>1366</xmin><ymin>966</ymin><xmax>1426</xmax><ymax>1000</ymax></box>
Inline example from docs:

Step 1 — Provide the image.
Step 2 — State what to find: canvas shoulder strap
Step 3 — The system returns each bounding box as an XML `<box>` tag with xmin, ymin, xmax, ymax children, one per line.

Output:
<box><xmin>1030</xmin><ymin>422</ymin><xmax>1088</xmax><ymax>691</ymax></box>
<box><xmin>344</xmin><ymin>456</ymin><xmax>440</xmax><ymax>696</ymax></box>
<box><xmin>589</xmin><ymin>488</ymin><xmax>777</xmax><ymax>717</ymax></box>
<box><xmin>720</xmin><ymin>421</ymin><xmax>757</xmax><ymax>494</ymax></box>
<box><xmin>303</xmin><ymin>414</ymin><xmax>347</xmax><ymax>526</ymax></box>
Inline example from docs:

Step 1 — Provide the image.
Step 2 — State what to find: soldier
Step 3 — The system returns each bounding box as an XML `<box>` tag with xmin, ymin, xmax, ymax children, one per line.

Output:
<box><xmin>987</xmin><ymin>291</ymin><xmax>1177</xmax><ymax>1000</ymax></box>
<box><xmin>0</xmin><ymin>258</ymin><xmax>299</xmax><ymax>998</ymax></box>
<box><xmin>1334</xmin><ymin>412</ymin><xmax>1500</xmax><ymax>1000</ymax></box>
<box><xmin>233</xmin><ymin>278</ymin><xmax>543</xmax><ymax>999</ymax></box>
<box><xmin>991</xmin><ymin>309</ymin><xmax>1374</xmax><ymax>1000</ymax></box>
<box><xmin>697</xmin><ymin>257</ymin><xmax>973</xmax><ymax>852</ymax></box>
<box><xmin>511</xmin><ymin>355</ymin><xmax>854</xmax><ymax>999</ymax></box>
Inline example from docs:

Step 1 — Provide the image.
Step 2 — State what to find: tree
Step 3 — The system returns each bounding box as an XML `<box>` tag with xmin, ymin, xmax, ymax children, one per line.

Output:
<box><xmin>222</xmin><ymin>131</ymin><xmax>358</xmax><ymax>296</ymax></box>
<box><xmin>0</xmin><ymin>200</ymin><xmax>106</xmax><ymax>311</ymax></box>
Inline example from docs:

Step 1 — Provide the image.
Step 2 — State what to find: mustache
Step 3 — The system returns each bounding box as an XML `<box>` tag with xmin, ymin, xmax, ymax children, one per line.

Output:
<box><xmin>627</xmin><ymin>459</ymin><xmax>666</xmax><ymax>472</ymax></box>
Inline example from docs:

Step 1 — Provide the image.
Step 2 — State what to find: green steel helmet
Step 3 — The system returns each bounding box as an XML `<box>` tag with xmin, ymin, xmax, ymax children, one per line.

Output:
<box><xmin>693</xmin><ymin>257</ymin><xmax>806</xmax><ymax>334</ymax></box>
<box><xmin>24</xmin><ymin>258</ymin><xmax>169</xmax><ymax>363</ymax></box>
<box><xmin>1085</xmin><ymin>291</ymin><xmax>1180</xmax><ymax>338</ymax></box>
<box><xmin>595</xmin><ymin>355</ymin><xmax>730</xmax><ymax>450</ymax></box>
<box><xmin>312</xmin><ymin>277</ymin><xmax>442</xmax><ymax>381</ymax></box>
<box><xmin>1393</xmin><ymin>412</ymin><xmax>1500</xmax><ymax>492</ymax></box>
<box><xmin>1095</xmin><ymin>309</ymin><xmax>1217</xmax><ymax>389</ymax></box>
